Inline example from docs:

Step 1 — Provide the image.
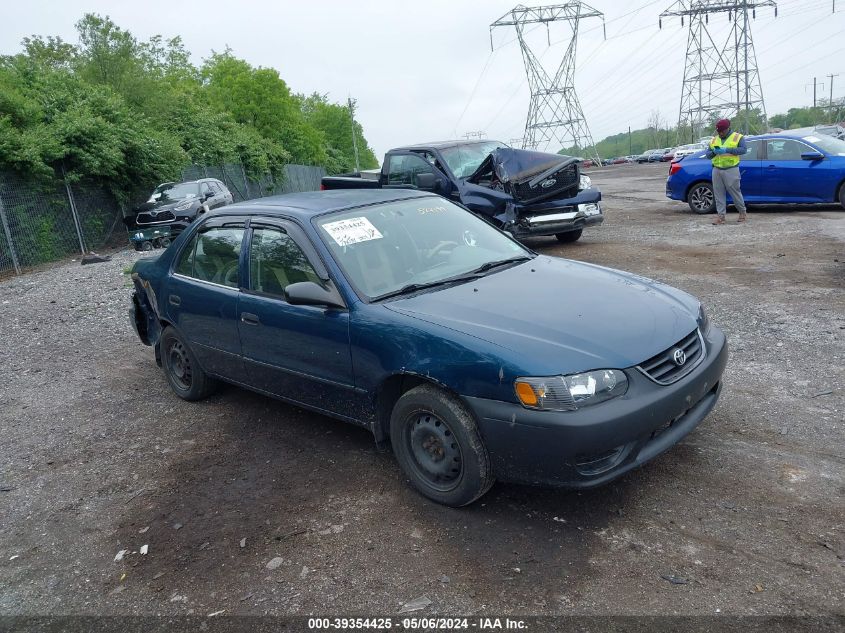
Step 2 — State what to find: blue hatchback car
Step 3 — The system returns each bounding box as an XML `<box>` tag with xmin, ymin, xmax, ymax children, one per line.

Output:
<box><xmin>130</xmin><ymin>190</ymin><xmax>728</xmax><ymax>506</ymax></box>
<box><xmin>666</xmin><ymin>132</ymin><xmax>845</xmax><ymax>214</ymax></box>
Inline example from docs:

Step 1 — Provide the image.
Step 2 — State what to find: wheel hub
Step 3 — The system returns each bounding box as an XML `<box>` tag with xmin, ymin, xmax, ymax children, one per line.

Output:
<box><xmin>408</xmin><ymin>413</ymin><xmax>462</xmax><ymax>488</ymax></box>
<box><xmin>168</xmin><ymin>341</ymin><xmax>192</xmax><ymax>389</ymax></box>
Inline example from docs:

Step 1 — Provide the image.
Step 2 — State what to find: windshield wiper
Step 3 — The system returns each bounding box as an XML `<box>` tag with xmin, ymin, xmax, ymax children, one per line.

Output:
<box><xmin>466</xmin><ymin>255</ymin><xmax>533</xmax><ymax>275</ymax></box>
<box><xmin>373</xmin><ymin>256</ymin><xmax>533</xmax><ymax>302</ymax></box>
<box><xmin>374</xmin><ymin>279</ymin><xmax>467</xmax><ymax>302</ymax></box>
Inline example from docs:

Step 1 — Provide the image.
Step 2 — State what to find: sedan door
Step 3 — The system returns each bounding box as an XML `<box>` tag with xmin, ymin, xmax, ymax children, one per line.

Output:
<box><xmin>762</xmin><ymin>138</ymin><xmax>828</xmax><ymax>201</ymax></box>
<box><xmin>735</xmin><ymin>138</ymin><xmax>762</xmax><ymax>201</ymax></box>
<box><xmin>167</xmin><ymin>218</ymin><xmax>247</xmax><ymax>381</ymax></box>
<box><xmin>237</xmin><ymin>221</ymin><xmax>358</xmax><ymax>419</ymax></box>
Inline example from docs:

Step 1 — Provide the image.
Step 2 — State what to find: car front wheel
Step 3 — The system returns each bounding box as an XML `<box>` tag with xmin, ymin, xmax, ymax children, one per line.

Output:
<box><xmin>390</xmin><ymin>385</ymin><xmax>494</xmax><ymax>507</ymax></box>
<box><xmin>839</xmin><ymin>182</ymin><xmax>845</xmax><ymax>210</ymax></box>
<box><xmin>688</xmin><ymin>182</ymin><xmax>715</xmax><ymax>214</ymax></box>
<box><xmin>160</xmin><ymin>326</ymin><xmax>218</xmax><ymax>401</ymax></box>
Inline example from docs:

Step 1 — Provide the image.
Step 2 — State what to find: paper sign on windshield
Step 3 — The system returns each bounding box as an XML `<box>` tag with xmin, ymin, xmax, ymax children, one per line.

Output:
<box><xmin>323</xmin><ymin>217</ymin><xmax>383</xmax><ymax>246</ymax></box>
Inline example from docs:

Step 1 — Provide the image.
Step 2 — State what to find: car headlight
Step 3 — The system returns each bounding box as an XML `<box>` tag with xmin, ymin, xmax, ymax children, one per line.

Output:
<box><xmin>698</xmin><ymin>305</ymin><xmax>710</xmax><ymax>333</ymax></box>
<box><xmin>514</xmin><ymin>369</ymin><xmax>628</xmax><ymax>411</ymax></box>
<box><xmin>579</xmin><ymin>174</ymin><xmax>592</xmax><ymax>190</ymax></box>
<box><xmin>173</xmin><ymin>200</ymin><xmax>194</xmax><ymax>212</ymax></box>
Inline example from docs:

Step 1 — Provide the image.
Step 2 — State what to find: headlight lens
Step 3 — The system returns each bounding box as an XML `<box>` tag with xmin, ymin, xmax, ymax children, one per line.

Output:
<box><xmin>579</xmin><ymin>174</ymin><xmax>592</xmax><ymax>190</ymax></box>
<box><xmin>514</xmin><ymin>369</ymin><xmax>628</xmax><ymax>411</ymax></box>
<box><xmin>698</xmin><ymin>305</ymin><xmax>710</xmax><ymax>333</ymax></box>
<box><xmin>174</xmin><ymin>200</ymin><xmax>194</xmax><ymax>212</ymax></box>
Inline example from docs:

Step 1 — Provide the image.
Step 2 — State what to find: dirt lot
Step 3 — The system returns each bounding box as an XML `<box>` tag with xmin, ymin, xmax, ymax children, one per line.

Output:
<box><xmin>1</xmin><ymin>163</ymin><xmax>843</xmax><ymax>620</ymax></box>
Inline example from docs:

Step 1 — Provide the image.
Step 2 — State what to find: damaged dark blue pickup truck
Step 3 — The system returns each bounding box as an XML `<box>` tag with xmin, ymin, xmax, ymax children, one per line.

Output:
<box><xmin>321</xmin><ymin>140</ymin><xmax>603</xmax><ymax>242</ymax></box>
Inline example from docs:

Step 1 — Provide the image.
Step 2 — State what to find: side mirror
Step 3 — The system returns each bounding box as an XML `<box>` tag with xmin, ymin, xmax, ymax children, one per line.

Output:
<box><xmin>415</xmin><ymin>172</ymin><xmax>440</xmax><ymax>191</ymax></box>
<box><xmin>800</xmin><ymin>151</ymin><xmax>824</xmax><ymax>161</ymax></box>
<box><xmin>203</xmin><ymin>191</ymin><xmax>214</xmax><ymax>201</ymax></box>
<box><xmin>285</xmin><ymin>281</ymin><xmax>345</xmax><ymax>309</ymax></box>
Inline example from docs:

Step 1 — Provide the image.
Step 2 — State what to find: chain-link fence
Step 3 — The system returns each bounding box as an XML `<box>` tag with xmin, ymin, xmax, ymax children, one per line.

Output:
<box><xmin>0</xmin><ymin>162</ymin><xmax>326</xmax><ymax>277</ymax></box>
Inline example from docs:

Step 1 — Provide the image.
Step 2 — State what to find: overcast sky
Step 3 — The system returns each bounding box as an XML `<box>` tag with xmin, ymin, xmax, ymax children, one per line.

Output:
<box><xmin>2</xmin><ymin>0</ymin><xmax>844</xmax><ymax>158</ymax></box>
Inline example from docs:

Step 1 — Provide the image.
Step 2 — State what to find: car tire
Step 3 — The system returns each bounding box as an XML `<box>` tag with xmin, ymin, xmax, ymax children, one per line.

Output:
<box><xmin>160</xmin><ymin>326</ymin><xmax>218</xmax><ymax>401</ymax></box>
<box><xmin>555</xmin><ymin>229</ymin><xmax>583</xmax><ymax>243</ymax></box>
<box><xmin>160</xmin><ymin>237</ymin><xmax>171</xmax><ymax>248</ymax></box>
<box><xmin>389</xmin><ymin>384</ymin><xmax>494</xmax><ymax>507</ymax></box>
<box><xmin>141</xmin><ymin>241</ymin><xmax>154</xmax><ymax>251</ymax></box>
<box><xmin>839</xmin><ymin>182</ymin><xmax>845</xmax><ymax>210</ymax></box>
<box><xmin>688</xmin><ymin>182</ymin><xmax>715</xmax><ymax>214</ymax></box>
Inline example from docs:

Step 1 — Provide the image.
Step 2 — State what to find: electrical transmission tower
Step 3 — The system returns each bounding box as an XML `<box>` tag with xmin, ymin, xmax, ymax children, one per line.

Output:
<box><xmin>491</xmin><ymin>3</ymin><xmax>604</xmax><ymax>162</ymax></box>
<box><xmin>660</xmin><ymin>0</ymin><xmax>776</xmax><ymax>141</ymax></box>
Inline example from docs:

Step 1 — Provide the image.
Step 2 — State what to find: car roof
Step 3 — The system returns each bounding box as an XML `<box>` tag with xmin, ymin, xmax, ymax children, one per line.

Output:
<box><xmin>209</xmin><ymin>189</ymin><xmax>437</xmax><ymax>221</ymax></box>
<box><xmin>393</xmin><ymin>139</ymin><xmax>506</xmax><ymax>151</ymax></box>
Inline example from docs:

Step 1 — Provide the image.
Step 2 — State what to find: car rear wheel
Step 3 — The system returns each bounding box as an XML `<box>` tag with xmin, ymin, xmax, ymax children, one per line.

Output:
<box><xmin>555</xmin><ymin>229</ymin><xmax>583</xmax><ymax>243</ymax></box>
<box><xmin>389</xmin><ymin>385</ymin><xmax>494</xmax><ymax>507</ymax></box>
<box><xmin>688</xmin><ymin>182</ymin><xmax>715</xmax><ymax>214</ymax></box>
<box><xmin>839</xmin><ymin>182</ymin><xmax>845</xmax><ymax>210</ymax></box>
<box><xmin>160</xmin><ymin>326</ymin><xmax>218</xmax><ymax>401</ymax></box>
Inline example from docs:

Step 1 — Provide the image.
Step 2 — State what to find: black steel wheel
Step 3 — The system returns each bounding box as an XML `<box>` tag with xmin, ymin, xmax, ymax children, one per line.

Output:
<box><xmin>160</xmin><ymin>326</ymin><xmax>218</xmax><ymax>401</ymax></box>
<box><xmin>390</xmin><ymin>384</ymin><xmax>493</xmax><ymax>506</ymax></box>
<box><xmin>688</xmin><ymin>182</ymin><xmax>715</xmax><ymax>214</ymax></box>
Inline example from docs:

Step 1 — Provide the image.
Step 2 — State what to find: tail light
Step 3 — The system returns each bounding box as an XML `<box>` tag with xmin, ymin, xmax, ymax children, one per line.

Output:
<box><xmin>320</xmin><ymin>184</ymin><xmax>327</xmax><ymax>191</ymax></box>
<box><xmin>669</xmin><ymin>162</ymin><xmax>682</xmax><ymax>175</ymax></box>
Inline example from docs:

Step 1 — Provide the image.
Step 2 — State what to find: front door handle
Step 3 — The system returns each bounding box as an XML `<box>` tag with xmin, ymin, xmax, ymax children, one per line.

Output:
<box><xmin>169</xmin><ymin>294</ymin><xmax>181</xmax><ymax>306</ymax></box>
<box><xmin>241</xmin><ymin>312</ymin><xmax>260</xmax><ymax>325</ymax></box>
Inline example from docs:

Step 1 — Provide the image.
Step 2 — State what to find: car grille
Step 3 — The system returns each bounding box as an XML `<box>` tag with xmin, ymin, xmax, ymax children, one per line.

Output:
<box><xmin>136</xmin><ymin>211</ymin><xmax>175</xmax><ymax>225</ymax></box>
<box><xmin>509</xmin><ymin>163</ymin><xmax>579</xmax><ymax>204</ymax></box>
<box><xmin>638</xmin><ymin>329</ymin><xmax>704</xmax><ymax>384</ymax></box>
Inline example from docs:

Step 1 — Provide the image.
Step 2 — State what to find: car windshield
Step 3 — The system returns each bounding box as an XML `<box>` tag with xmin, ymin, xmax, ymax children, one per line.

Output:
<box><xmin>315</xmin><ymin>197</ymin><xmax>532</xmax><ymax>300</ymax></box>
<box><xmin>439</xmin><ymin>141</ymin><xmax>508</xmax><ymax>179</ymax></box>
<box><xmin>158</xmin><ymin>183</ymin><xmax>201</xmax><ymax>201</ymax></box>
<box><xmin>804</xmin><ymin>134</ymin><xmax>845</xmax><ymax>156</ymax></box>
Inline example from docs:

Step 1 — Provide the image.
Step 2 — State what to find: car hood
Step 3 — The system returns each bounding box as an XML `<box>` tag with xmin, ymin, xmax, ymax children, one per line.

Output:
<box><xmin>384</xmin><ymin>256</ymin><xmax>700</xmax><ymax>374</ymax></box>
<box><xmin>135</xmin><ymin>198</ymin><xmax>200</xmax><ymax>213</ymax></box>
<box><xmin>469</xmin><ymin>148</ymin><xmax>580</xmax><ymax>185</ymax></box>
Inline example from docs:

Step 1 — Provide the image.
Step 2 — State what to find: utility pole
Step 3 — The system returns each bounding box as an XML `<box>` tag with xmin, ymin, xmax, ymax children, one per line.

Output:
<box><xmin>805</xmin><ymin>77</ymin><xmax>824</xmax><ymax>108</ymax></box>
<box><xmin>348</xmin><ymin>97</ymin><xmax>361</xmax><ymax>173</ymax></box>
<box><xmin>628</xmin><ymin>126</ymin><xmax>632</xmax><ymax>155</ymax></box>
<box><xmin>828</xmin><ymin>73</ymin><xmax>839</xmax><ymax>120</ymax></box>
<box><xmin>660</xmin><ymin>0</ymin><xmax>776</xmax><ymax>139</ymax></box>
<box><xmin>490</xmin><ymin>3</ymin><xmax>605</xmax><ymax>164</ymax></box>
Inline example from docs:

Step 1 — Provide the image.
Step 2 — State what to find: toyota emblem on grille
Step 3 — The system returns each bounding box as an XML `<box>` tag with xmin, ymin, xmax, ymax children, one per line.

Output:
<box><xmin>672</xmin><ymin>348</ymin><xmax>686</xmax><ymax>366</ymax></box>
<box><xmin>150</xmin><ymin>210</ymin><xmax>159</xmax><ymax>216</ymax></box>
<box><xmin>539</xmin><ymin>178</ymin><xmax>557</xmax><ymax>188</ymax></box>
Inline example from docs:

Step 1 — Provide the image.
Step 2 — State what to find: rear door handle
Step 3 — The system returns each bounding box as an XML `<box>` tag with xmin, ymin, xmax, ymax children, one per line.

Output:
<box><xmin>169</xmin><ymin>294</ymin><xmax>181</xmax><ymax>306</ymax></box>
<box><xmin>241</xmin><ymin>312</ymin><xmax>260</xmax><ymax>325</ymax></box>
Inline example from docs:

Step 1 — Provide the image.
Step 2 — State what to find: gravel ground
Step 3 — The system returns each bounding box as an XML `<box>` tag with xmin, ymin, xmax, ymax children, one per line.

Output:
<box><xmin>0</xmin><ymin>163</ymin><xmax>843</xmax><ymax>619</ymax></box>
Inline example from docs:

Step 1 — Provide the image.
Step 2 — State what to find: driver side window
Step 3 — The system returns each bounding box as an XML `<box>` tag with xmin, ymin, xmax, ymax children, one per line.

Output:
<box><xmin>177</xmin><ymin>227</ymin><xmax>244</xmax><ymax>288</ymax></box>
<box><xmin>248</xmin><ymin>228</ymin><xmax>321</xmax><ymax>298</ymax></box>
<box><xmin>387</xmin><ymin>154</ymin><xmax>435</xmax><ymax>186</ymax></box>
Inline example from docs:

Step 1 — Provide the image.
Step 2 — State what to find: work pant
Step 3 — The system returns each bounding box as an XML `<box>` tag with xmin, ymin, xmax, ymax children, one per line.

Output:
<box><xmin>711</xmin><ymin>166</ymin><xmax>746</xmax><ymax>216</ymax></box>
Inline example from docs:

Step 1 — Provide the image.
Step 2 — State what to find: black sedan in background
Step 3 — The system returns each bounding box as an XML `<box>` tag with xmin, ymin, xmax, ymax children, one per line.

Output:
<box><xmin>127</xmin><ymin>179</ymin><xmax>234</xmax><ymax>235</ymax></box>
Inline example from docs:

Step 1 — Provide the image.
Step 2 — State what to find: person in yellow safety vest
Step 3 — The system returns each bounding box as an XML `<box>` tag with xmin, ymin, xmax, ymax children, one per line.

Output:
<box><xmin>706</xmin><ymin>118</ymin><xmax>749</xmax><ymax>225</ymax></box>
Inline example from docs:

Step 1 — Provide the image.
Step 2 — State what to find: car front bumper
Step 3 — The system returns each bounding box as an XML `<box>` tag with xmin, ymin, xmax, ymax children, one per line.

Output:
<box><xmin>511</xmin><ymin>202</ymin><xmax>604</xmax><ymax>237</ymax></box>
<box><xmin>464</xmin><ymin>326</ymin><xmax>728</xmax><ymax>487</ymax></box>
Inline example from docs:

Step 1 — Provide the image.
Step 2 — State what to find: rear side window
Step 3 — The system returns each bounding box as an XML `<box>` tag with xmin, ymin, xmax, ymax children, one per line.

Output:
<box><xmin>248</xmin><ymin>228</ymin><xmax>320</xmax><ymax>297</ymax></box>
<box><xmin>741</xmin><ymin>139</ymin><xmax>761</xmax><ymax>161</ymax></box>
<box><xmin>175</xmin><ymin>227</ymin><xmax>244</xmax><ymax>288</ymax></box>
